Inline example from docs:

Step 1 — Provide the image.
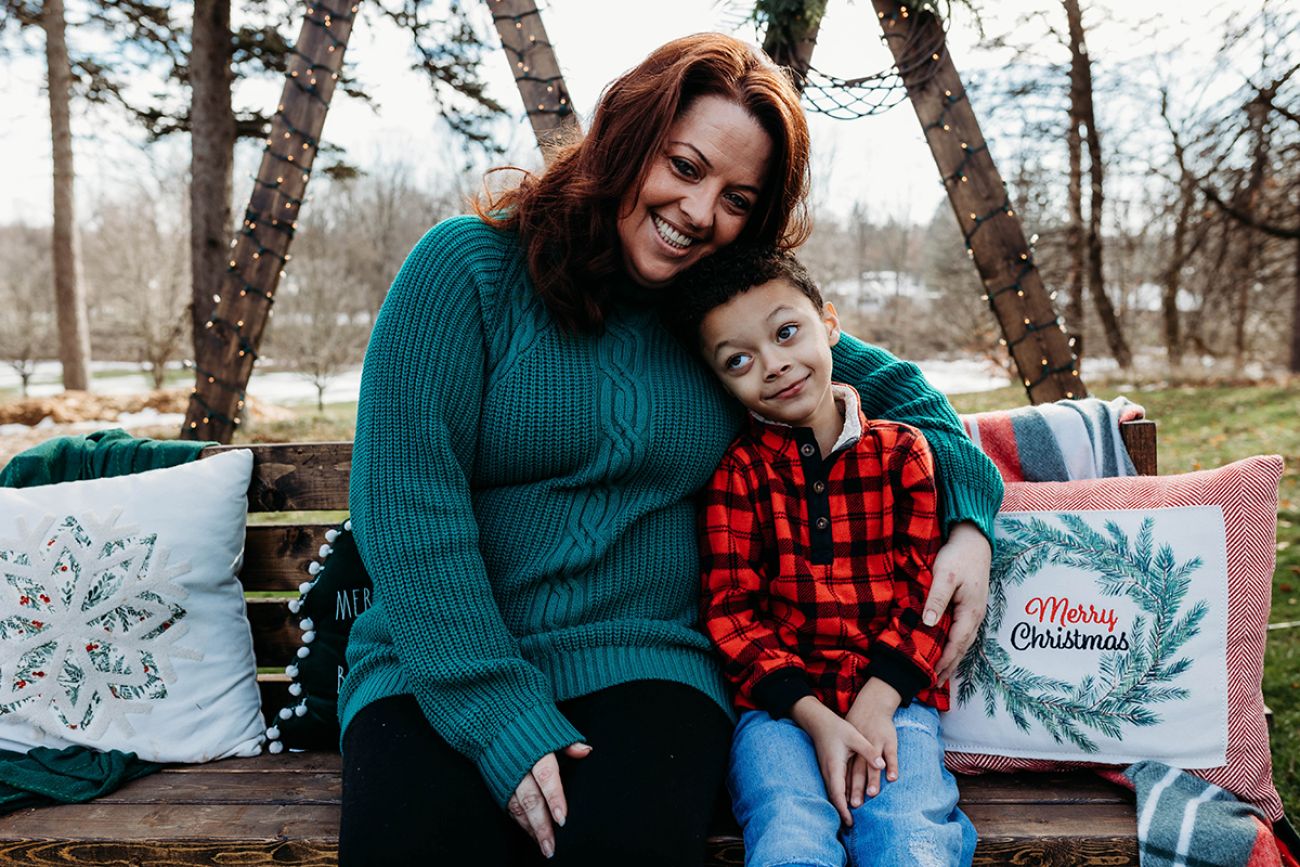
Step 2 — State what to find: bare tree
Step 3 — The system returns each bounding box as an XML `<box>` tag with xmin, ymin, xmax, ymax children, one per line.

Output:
<box><xmin>263</xmin><ymin>204</ymin><xmax>367</xmax><ymax>412</ymax></box>
<box><xmin>42</xmin><ymin>0</ymin><xmax>92</xmax><ymax>390</ymax></box>
<box><xmin>83</xmin><ymin>171</ymin><xmax>191</xmax><ymax>390</ymax></box>
<box><xmin>1063</xmin><ymin>0</ymin><xmax>1131</xmax><ymax>369</ymax></box>
<box><xmin>0</xmin><ymin>224</ymin><xmax>56</xmax><ymax>397</ymax></box>
<box><xmin>188</xmin><ymin>0</ymin><xmax>236</xmax><ymax>370</ymax></box>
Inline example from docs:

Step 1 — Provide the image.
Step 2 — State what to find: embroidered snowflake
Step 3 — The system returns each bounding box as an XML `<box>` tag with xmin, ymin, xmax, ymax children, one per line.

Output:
<box><xmin>0</xmin><ymin>510</ymin><xmax>199</xmax><ymax>739</ymax></box>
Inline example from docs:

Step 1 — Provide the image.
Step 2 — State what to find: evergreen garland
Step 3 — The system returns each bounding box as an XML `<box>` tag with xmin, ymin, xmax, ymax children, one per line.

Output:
<box><xmin>956</xmin><ymin>514</ymin><xmax>1207</xmax><ymax>752</ymax></box>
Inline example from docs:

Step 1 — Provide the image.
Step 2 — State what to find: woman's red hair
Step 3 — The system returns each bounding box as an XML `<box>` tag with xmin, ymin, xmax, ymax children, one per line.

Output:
<box><xmin>475</xmin><ymin>32</ymin><xmax>812</xmax><ymax>332</ymax></box>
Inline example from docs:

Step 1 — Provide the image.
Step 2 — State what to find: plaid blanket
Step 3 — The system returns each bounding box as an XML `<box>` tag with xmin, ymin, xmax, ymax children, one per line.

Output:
<box><xmin>1125</xmin><ymin>761</ymin><xmax>1291</xmax><ymax>867</ymax></box>
<box><xmin>959</xmin><ymin>396</ymin><xmax>1145</xmax><ymax>483</ymax></box>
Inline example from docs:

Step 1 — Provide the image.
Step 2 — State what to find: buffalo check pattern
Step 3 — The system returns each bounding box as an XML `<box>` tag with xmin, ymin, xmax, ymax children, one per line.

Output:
<box><xmin>699</xmin><ymin>396</ymin><xmax>949</xmax><ymax>718</ymax></box>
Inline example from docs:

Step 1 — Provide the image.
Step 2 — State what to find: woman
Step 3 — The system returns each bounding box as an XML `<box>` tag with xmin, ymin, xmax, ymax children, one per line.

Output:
<box><xmin>338</xmin><ymin>32</ymin><xmax>1003</xmax><ymax>866</ymax></box>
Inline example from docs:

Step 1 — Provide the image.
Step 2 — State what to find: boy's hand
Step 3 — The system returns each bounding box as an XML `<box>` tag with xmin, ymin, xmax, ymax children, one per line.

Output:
<box><xmin>790</xmin><ymin>696</ymin><xmax>883</xmax><ymax>827</ymax></box>
<box><xmin>845</xmin><ymin>679</ymin><xmax>902</xmax><ymax>806</ymax></box>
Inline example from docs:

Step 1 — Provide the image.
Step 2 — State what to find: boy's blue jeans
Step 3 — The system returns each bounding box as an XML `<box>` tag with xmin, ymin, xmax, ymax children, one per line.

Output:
<box><xmin>727</xmin><ymin>703</ymin><xmax>977</xmax><ymax>867</ymax></box>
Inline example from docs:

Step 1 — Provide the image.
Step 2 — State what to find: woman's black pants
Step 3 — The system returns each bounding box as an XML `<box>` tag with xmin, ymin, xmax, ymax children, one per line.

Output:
<box><xmin>339</xmin><ymin>679</ymin><xmax>733</xmax><ymax>866</ymax></box>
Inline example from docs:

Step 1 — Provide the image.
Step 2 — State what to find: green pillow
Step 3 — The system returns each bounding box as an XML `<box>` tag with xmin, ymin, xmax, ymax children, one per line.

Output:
<box><xmin>264</xmin><ymin>519</ymin><xmax>371</xmax><ymax>752</ymax></box>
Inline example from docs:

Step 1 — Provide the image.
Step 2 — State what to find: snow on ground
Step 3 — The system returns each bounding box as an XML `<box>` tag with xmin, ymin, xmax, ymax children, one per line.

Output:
<box><xmin>2</xmin><ymin>357</ymin><xmax>1010</xmax><ymax>408</ymax></box>
<box><xmin>0</xmin><ymin>362</ymin><xmax>364</xmax><ymax>407</ymax></box>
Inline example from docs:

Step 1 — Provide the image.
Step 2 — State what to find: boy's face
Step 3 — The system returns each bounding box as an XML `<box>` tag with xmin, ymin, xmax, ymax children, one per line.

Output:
<box><xmin>698</xmin><ymin>277</ymin><xmax>841</xmax><ymax>428</ymax></box>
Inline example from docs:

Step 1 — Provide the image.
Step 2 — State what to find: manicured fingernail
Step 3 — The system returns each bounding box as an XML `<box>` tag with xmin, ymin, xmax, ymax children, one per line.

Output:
<box><xmin>542</xmin><ymin>840</ymin><xmax>555</xmax><ymax>859</ymax></box>
<box><xmin>888</xmin><ymin>772</ymin><xmax>897</xmax><ymax>781</ymax></box>
<box><xmin>923</xmin><ymin>609</ymin><xmax>938</xmax><ymax>626</ymax></box>
<box><xmin>867</xmin><ymin>786</ymin><xmax>878</xmax><ymax>796</ymax></box>
<box><xmin>874</xmin><ymin>758</ymin><xmax>885</xmax><ymax>769</ymax></box>
<box><xmin>554</xmin><ymin>808</ymin><xmax>566</xmax><ymax>827</ymax></box>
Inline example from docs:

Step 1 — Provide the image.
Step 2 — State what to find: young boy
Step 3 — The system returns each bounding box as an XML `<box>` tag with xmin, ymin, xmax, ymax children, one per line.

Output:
<box><xmin>673</xmin><ymin>245</ymin><xmax>977</xmax><ymax>867</ymax></box>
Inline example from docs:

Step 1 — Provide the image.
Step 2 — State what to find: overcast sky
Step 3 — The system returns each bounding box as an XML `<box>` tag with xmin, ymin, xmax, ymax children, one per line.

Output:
<box><xmin>0</xmin><ymin>0</ymin><xmax>1238</xmax><ymax>228</ymax></box>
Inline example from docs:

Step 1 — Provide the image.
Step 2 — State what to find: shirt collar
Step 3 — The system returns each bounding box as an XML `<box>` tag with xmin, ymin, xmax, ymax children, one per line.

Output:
<box><xmin>748</xmin><ymin>383</ymin><xmax>865</xmax><ymax>456</ymax></box>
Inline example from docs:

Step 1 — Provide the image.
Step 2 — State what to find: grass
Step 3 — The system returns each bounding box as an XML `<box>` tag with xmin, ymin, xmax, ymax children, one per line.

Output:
<box><xmin>951</xmin><ymin>380</ymin><xmax>1300</xmax><ymax>824</ymax></box>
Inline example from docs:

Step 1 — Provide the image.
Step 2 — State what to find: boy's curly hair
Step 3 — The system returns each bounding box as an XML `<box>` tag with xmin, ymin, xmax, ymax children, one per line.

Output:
<box><xmin>665</xmin><ymin>243</ymin><xmax>824</xmax><ymax>346</ymax></box>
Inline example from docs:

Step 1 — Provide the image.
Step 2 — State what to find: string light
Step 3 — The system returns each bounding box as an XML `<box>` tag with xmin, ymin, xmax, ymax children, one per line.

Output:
<box><xmin>191</xmin><ymin>0</ymin><xmax>353</xmax><ymax>435</ymax></box>
<box><xmin>493</xmin><ymin>12</ymin><xmax>573</xmax><ymax>119</ymax></box>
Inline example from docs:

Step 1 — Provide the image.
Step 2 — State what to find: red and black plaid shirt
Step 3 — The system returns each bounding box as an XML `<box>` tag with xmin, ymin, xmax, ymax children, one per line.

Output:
<box><xmin>699</xmin><ymin>384</ymin><xmax>949</xmax><ymax>718</ymax></box>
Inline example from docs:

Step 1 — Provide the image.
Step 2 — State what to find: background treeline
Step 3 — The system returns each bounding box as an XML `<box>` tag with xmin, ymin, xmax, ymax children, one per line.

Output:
<box><xmin>0</xmin><ymin>0</ymin><xmax>1296</xmax><ymax>400</ymax></box>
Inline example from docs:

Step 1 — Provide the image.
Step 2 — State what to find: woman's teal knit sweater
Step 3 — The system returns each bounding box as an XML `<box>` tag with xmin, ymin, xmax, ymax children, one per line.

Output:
<box><xmin>340</xmin><ymin>216</ymin><xmax>1004</xmax><ymax>806</ymax></box>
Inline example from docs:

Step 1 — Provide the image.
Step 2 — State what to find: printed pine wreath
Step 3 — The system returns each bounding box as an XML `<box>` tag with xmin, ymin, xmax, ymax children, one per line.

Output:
<box><xmin>265</xmin><ymin>519</ymin><xmax>372</xmax><ymax>752</ymax></box>
<box><xmin>955</xmin><ymin>512</ymin><xmax>1208</xmax><ymax>753</ymax></box>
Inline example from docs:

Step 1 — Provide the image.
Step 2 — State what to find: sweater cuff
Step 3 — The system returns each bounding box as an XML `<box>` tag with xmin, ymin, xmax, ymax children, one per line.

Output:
<box><xmin>752</xmin><ymin>667</ymin><xmax>814</xmax><ymax>719</ymax></box>
<box><xmin>865</xmin><ymin>645</ymin><xmax>931</xmax><ymax>708</ymax></box>
<box><xmin>476</xmin><ymin>702</ymin><xmax>586</xmax><ymax>807</ymax></box>
<box><xmin>936</xmin><ymin>464</ymin><xmax>1003</xmax><ymax>545</ymax></box>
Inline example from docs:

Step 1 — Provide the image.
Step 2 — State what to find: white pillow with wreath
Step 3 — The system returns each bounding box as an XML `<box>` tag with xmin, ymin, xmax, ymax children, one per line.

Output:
<box><xmin>0</xmin><ymin>449</ymin><xmax>265</xmax><ymax>762</ymax></box>
<box><xmin>943</xmin><ymin>505</ymin><xmax>1230</xmax><ymax>768</ymax></box>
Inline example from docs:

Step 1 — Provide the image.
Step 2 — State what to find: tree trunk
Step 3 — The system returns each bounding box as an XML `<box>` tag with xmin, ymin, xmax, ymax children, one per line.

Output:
<box><xmin>43</xmin><ymin>0</ymin><xmax>91</xmax><ymax>391</ymax></box>
<box><xmin>1064</xmin><ymin>17</ymin><xmax>1086</xmax><ymax>362</ymax></box>
<box><xmin>489</xmin><ymin>0</ymin><xmax>579</xmax><ymax>161</ymax></box>
<box><xmin>1160</xmin><ymin>182</ymin><xmax>1191</xmax><ymax>368</ymax></box>
<box><xmin>190</xmin><ymin>0</ymin><xmax>235</xmax><ymax>370</ymax></box>
<box><xmin>1231</xmin><ymin>98</ymin><xmax>1269</xmax><ymax>365</ymax></box>
<box><xmin>183</xmin><ymin>0</ymin><xmax>359</xmax><ymax>442</ymax></box>
<box><xmin>761</xmin><ymin>1</ymin><xmax>823</xmax><ymax>90</ymax></box>
<box><xmin>1064</xmin><ymin>0</ymin><xmax>1131</xmax><ymax>369</ymax></box>
<box><xmin>871</xmin><ymin>0</ymin><xmax>1085</xmax><ymax>403</ymax></box>
<box><xmin>1291</xmin><ymin>239</ymin><xmax>1300</xmax><ymax>374</ymax></box>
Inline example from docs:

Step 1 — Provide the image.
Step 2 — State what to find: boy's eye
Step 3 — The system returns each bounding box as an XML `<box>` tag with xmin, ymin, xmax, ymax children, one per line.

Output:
<box><xmin>724</xmin><ymin>353</ymin><xmax>752</xmax><ymax>371</ymax></box>
<box><xmin>776</xmin><ymin>323</ymin><xmax>799</xmax><ymax>342</ymax></box>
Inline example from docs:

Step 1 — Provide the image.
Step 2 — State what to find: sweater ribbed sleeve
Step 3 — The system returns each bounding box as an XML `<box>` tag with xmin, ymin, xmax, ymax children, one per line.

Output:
<box><xmin>831</xmin><ymin>334</ymin><xmax>1004</xmax><ymax>543</ymax></box>
<box><xmin>349</xmin><ymin>218</ymin><xmax>583</xmax><ymax>806</ymax></box>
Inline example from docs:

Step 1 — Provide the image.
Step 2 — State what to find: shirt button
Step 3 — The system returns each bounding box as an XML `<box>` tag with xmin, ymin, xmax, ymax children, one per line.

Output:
<box><xmin>800</xmin><ymin>443</ymin><xmax>816</xmax><ymax>457</ymax></box>
<box><xmin>813</xmin><ymin>481</ymin><xmax>826</xmax><ymax>494</ymax></box>
<box><xmin>815</xmin><ymin>517</ymin><xmax>829</xmax><ymax>530</ymax></box>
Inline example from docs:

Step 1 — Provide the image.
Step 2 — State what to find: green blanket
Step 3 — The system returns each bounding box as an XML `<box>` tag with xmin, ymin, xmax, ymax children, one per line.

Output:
<box><xmin>0</xmin><ymin>428</ymin><xmax>214</xmax><ymax>814</ymax></box>
<box><xmin>0</xmin><ymin>427</ymin><xmax>212</xmax><ymax>488</ymax></box>
<box><xmin>0</xmin><ymin>747</ymin><xmax>161</xmax><ymax>813</ymax></box>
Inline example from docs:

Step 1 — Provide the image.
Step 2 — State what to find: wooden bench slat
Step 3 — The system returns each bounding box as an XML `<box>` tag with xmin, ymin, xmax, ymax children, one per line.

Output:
<box><xmin>161</xmin><ymin>753</ymin><xmax>342</xmax><ymax>774</ymax></box>
<box><xmin>258</xmin><ymin>673</ymin><xmax>293</xmax><ymax>715</ymax></box>
<box><xmin>240</xmin><ymin>523</ymin><xmax>333</xmax><ymax>592</ymax></box>
<box><xmin>966</xmin><ymin>802</ymin><xmax>1138</xmax><ymax>864</ymax></box>
<box><xmin>247</xmin><ymin>598</ymin><xmax>300</xmax><ymax>667</ymax></box>
<box><xmin>0</xmin><ymin>838</ymin><xmax>336</xmax><ymax>866</ymax></box>
<box><xmin>955</xmin><ymin>770</ymin><xmax>1133</xmax><ymax>804</ymax></box>
<box><xmin>0</xmin><ymin>802</ymin><xmax>339</xmax><ymax>842</ymax></box>
<box><xmin>91</xmin><ymin>772</ymin><xmax>339</xmax><ymax>806</ymax></box>
<box><xmin>201</xmin><ymin>442</ymin><xmax>351</xmax><ymax>512</ymax></box>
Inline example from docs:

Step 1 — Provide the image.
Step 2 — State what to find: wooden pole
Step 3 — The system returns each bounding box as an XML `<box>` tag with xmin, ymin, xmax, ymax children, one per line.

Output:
<box><xmin>761</xmin><ymin>3</ymin><xmax>823</xmax><ymax>90</ymax></box>
<box><xmin>487</xmin><ymin>0</ymin><xmax>579</xmax><ymax>162</ymax></box>
<box><xmin>182</xmin><ymin>0</ymin><xmax>359</xmax><ymax>442</ymax></box>
<box><xmin>869</xmin><ymin>0</ymin><xmax>1085</xmax><ymax>403</ymax></box>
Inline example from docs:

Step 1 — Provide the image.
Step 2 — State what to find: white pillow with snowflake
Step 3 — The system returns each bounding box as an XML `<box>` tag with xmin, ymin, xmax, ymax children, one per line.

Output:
<box><xmin>0</xmin><ymin>448</ymin><xmax>264</xmax><ymax>762</ymax></box>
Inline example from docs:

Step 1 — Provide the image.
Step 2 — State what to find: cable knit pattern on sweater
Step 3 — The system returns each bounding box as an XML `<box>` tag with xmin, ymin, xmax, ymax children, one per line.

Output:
<box><xmin>338</xmin><ymin>215</ymin><xmax>1004</xmax><ymax>807</ymax></box>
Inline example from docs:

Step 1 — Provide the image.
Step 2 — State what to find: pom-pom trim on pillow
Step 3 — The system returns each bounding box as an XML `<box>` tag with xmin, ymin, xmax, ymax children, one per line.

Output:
<box><xmin>265</xmin><ymin>520</ymin><xmax>348</xmax><ymax>754</ymax></box>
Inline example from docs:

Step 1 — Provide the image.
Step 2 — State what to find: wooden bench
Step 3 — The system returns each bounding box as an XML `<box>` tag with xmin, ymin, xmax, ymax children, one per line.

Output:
<box><xmin>0</xmin><ymin>422</ymin><xmax>1160</xmax><ymax>865</ymax></box>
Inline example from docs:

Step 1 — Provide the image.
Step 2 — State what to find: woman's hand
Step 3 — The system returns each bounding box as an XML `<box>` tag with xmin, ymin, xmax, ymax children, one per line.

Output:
<box><xmin>923</xmin><ymin>521</ymin><xmax>992</xmax><ymax>683</ymax></box>
<box><xmin>506</xmin><ymin>742</ymin><xmax>592</xmax><ymax>859</ymax></box>
<box><xmin>791</xmin><ymin>697</ymin><xmax>882</xmax><ymax>827</ymax></box>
